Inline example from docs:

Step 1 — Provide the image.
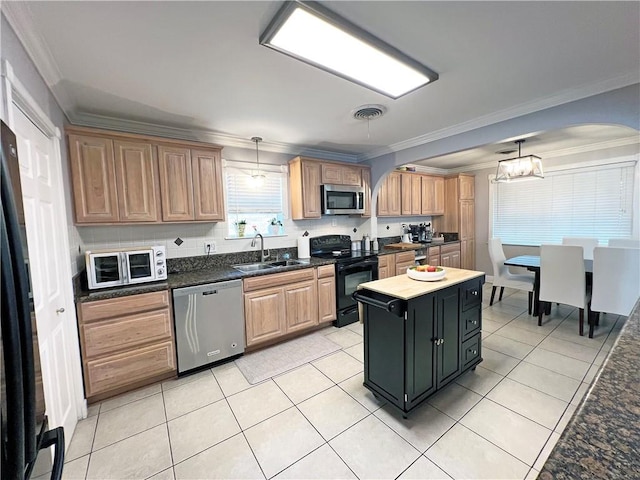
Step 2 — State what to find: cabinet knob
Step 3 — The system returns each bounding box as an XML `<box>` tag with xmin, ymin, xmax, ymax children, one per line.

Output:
<box><xmin>471</xmin><ymin>290</ymin><xmax>478</xmax><ymax>296</ymax></box>
<box><xmin>56</xmin><ymin>307</ymin><xmax>65</xmax><ymax>314</ymax></box>
<box><xmin>472</xmin><ymin>350</ymin><xmax>478</xmax><ymax>355</ymax></box>
<box><xmin>472</xmin><ymin>320</ymin><xmax>478</xmax><ymax>325</ymax></box>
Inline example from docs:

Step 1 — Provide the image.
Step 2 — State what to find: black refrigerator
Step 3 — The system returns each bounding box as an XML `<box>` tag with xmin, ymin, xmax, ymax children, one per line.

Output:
<box><xmin>1</xmin><ymin>120</ymin><xmax>65</xmax><ymax>479</ymax></box>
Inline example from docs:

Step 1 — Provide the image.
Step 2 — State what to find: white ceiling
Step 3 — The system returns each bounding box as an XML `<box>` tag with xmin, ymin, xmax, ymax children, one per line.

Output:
<box><xmin>5</xmin><ymin>1</ymin><xmax>640</xmax><ymax>167</ymax></box>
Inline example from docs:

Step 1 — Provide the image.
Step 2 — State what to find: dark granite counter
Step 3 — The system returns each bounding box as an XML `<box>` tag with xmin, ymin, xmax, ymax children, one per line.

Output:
<box><xmin>74</xmin><ymin>257</ymin><xmax>336</xmax><ymax>303</ymax></box>
<box><xmin>539</xmin><ymin>299</ymin><xmax>640</xmax><ymax>479</ymax></box>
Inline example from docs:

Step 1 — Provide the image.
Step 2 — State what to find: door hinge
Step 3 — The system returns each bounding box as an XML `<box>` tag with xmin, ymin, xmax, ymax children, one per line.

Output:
<box><xmin>404</xmin><ymin>394</ymin><xmax>408</xmax><ymax>402</ymax></box>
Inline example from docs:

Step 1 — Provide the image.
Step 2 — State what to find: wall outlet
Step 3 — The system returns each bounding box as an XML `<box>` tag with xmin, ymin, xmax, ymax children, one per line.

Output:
<box><xmin>204</xmin><ymin>241</ymin><xmax>216</xmax><ymax>254</ymax></box>
<box><xmin>331</xmin><ymin>218</ymin><xmax>338</xmax><ymax>227</ymax></box>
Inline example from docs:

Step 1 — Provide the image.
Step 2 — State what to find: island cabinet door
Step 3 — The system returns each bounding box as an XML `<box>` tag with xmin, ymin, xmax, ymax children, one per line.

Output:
<box><xmin>435</xmin><ymin>287</ymin><xmax>461</xmax><ymax>388</ymax></box>
<box><xmin>405</xmin><ymin>294</ymin><xmax>437</xmax><ymax>410</ymax></box>
<box><xmin>363</xmin><ymin>300</ymin><xmax>405</xmax><ymax>410</ymax></box>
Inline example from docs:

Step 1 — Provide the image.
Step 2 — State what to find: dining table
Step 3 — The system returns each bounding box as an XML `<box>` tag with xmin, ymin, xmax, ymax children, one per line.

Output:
<box><xmin>504</xmin><ymin>255</ymin><xmax>593</xmax><ymax>316</ymax></box>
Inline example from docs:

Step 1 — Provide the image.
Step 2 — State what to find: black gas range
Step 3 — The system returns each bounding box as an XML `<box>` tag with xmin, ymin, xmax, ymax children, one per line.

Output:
<box><xmin>310</xmin><ymin>235</ymin><xmax>378</xmax><ymax>327</ymax></box>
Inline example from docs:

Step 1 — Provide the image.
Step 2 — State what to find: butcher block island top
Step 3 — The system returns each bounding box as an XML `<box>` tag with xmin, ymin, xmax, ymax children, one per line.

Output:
<box><xmin>359</xmin><ymin>267</ymin><xmax>485</xmax><ymax>300</ymax></box>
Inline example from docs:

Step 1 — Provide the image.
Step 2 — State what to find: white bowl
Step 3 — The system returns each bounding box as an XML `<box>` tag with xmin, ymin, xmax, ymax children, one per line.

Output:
<box><xmin>407</xmin><ymin>266</ymin><xmax>446</xmax><ymax>282</ymax></box>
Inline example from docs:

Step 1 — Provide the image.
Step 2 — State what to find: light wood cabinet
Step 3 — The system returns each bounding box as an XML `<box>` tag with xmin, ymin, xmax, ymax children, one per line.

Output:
<box><xmin>321</xmin><ymin>163</ymin><xmax>361</xmax><ymax>186</ymax></box>
<box><xmin>68</xmin><ymin>134</ymin><xmax>120</xmax><ymax>223</ymax></box>
<box><xmin>158</xmin><ymin>145</ymin><xmax>194</xmax><ymax>221</ymax></box>
<box><xmin>290</xmin><ymin>157</ymin><xmax>371</xmax><ymax>219</ymax></box>
<box><xmin>395</xmin><ymin>250</ymin><xmax>416</xmax><ymax>276</ymax></box>
<box><xmin>401</xmin><ymin>173</ymin><xmax>422</xmax><ymax>216</ymax></box>
<box><xmin>378</xmin><ymin>254</ymin><xmax>395</xmax><ymax>280</ymax></box>
<box><xmin>317</xmin><ymin>265</ymin><xmax>336</xmax><ymax>322</ymax></box>
<box><xmin>66</xmin><ymin>126</ymin><xmax>225</xmax><ymax>225</ymax></box>
<box><xmin>244</xmin><ymin>287</ymin><xmax>287</xmax><ymax>346</ymax></box>
<box><xmin>191</xmin><ymin>149</ymin><xmax>225</xmax><ymax>221</ymax></box>
<box><xmin>157</xmin><ymin>146</ymin><xmax>225</xmax><ymax>222</ymax></box>
<box><xmin>428</xmin><ymin>246</ymin><xmax>441</xmax><ymax>266</ymax></box>
<box><xmin>422</xmin><ymin>176</ymin><xmax>445</xmax><ymax>216</ymax></box>
<box><xmin>361</xmin><ymin>168</ymin><xmax>371</xmax><ymax>217</ymax></box>
<box><xmin>77</xmin><ymin>290</ymin><xmax>175</xmax><ymax>401</ymax></box>
<box><xmin>440</xmin><ymin>242</ymin><xmax>461</xmax><ymax>268</ymax></box>
<box><xmin>433</xmin><ymin>174</ymin><xmax>475</xmax><ymax>269</ymax></box>
<box><xmin>113</xmin><ymin>140</ymin><xmax>160</xmax><ymax>222</ymax></box>
<box><xmin>377</xmin><ymin>172</ymin><xmax>402</xmax><ymax>216</ymax></box>
<box><xmin>289</xmin><ymin>157</ymin><xmax>322</xmax><ymax>219</ymax></box>
<box><xmin>243</xmin><ymin>268</ymin><xmax>319</xmax><ymax>347</ymax></box>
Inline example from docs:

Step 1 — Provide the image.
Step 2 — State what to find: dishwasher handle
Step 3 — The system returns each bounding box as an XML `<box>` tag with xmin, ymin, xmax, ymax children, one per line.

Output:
<box><xmin>352</xmin><ymin>291</ymin><xmax>407</xmax><ymax>318</ymax></box>
<box><xmin>202</xmin><ymin>290</ymin><xmax>218</xmax><ymax>295</ymax></box>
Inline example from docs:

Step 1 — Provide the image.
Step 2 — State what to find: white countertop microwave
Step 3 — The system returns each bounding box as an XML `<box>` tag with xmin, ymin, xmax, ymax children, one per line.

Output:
<box><xmin>85</xmin><ymin>246</ymin><xmax>167</xmax><ymax>290</ymax></box>
<box><xmin>321</xmin><ymin>185</ymin><xmax>365</xmax><ymax>215</ymax></box>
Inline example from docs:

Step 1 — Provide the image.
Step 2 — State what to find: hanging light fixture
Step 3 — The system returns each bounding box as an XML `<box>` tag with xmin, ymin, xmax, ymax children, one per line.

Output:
<box><xmin>494</xmin><ymin>139</ymin><xmax>544</xmax><ymax>182</ymax></box>
<box><xmin>250</xmin><ymin>136</ymin><xmax>266</xmax><ymax>187</ymax></box>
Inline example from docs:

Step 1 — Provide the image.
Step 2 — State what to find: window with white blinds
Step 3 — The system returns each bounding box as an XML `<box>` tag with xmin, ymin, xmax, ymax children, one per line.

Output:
<box><xmin>492</xmin><ymin>161</ymin><xmax>636</xmax><ymax>246</ymax></box>
<box><xmin>226</xmin><ymin>167</ymin><xmax>286</xmax><ymax>237</ymax></box>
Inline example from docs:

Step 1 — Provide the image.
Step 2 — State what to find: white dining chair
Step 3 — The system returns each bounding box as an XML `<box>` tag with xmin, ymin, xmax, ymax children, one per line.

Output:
<box><xmin>488</xmin><ymin>238</ymin><xmax>534</xmax><ymax>314</ymax></box>
<box><xmin>590</xmin><ymin>246</ymin><xmax>640</xmax><ymax>337</ymax></box>
<box><xmin>539</xmin><ymin>245</ymin><xmax>590</xmax><ymax>336</ymax></box>
<box><xmin>608</xmin><ymin>238</ymin><xmax>640</xmax><ymax>248</ymax></box>
<box><xmin>562</xmin><ymin>237</ymin><xmax>599</xmax><ymax>260</ymax></box>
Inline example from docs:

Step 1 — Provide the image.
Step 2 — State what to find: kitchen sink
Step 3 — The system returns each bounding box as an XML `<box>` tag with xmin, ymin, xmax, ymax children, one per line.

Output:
<box><xmin>268</xmin><ymin>259</ymin><xmax>307</xmax><ymax>267</ymax></box>
<box><xmin>231</xmin><ymin>263</ymin><xmax>277</xmax><ymax>272</ymax></box>
<box><xmin>232</xmin><ymin>259</ymin><xmax>308</xmax><ymax>272</ymax></box>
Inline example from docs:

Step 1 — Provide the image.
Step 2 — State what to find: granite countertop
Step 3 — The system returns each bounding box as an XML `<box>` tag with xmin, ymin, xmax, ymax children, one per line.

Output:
<box><xmin>74</xmin><ymin>257</ymin><xmax>336</xmax><ymax>302</ymax></box>
<box><xmin>377</xmin><ymin>240</ymin><xmax>461</xmax><ymax>256</ymax></box>
<box><xmin>539</xmin><ymin>299</ymin><xmax>640</xmax><ymax>479</ymax></box>
<box><xmin>358</xmin><ymin>267</ymin><xmax>484</xmax><ymax>300</ymax></box>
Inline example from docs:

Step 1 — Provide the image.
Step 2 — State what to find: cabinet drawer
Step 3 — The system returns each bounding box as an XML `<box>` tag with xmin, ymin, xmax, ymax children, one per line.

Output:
<box><xmin>461</xmin><ymin>307</ymin><xmax>481</xmax><ymax>340</ymax></box>
<box><xmin>243</xmin><ymin>268</ymin><xmax>315</xmax><ymax>292</ymax></box>
<box><xmin>440</xmin><ymin>242</ymin><xmax>460</xmax><ymax>255</ymax></box>
<box><xmin>377</xmin><ymin>254</ymin><xmax>392</xmax><ymax>269</ymax></box>
<box><xmin>82</xmin><ymin>308</ymin><xmax>172</xmax><ymax>358</ymax></box>
<box><xmin>85</xmin><ymin>340</ymin><xmax>176</xmax><ymax>397</ymax></box>
<box><xmin>316</xmin><ymin>264</ymin><xmax>335</xmax><ymax>279</ymax></box>
<box><xmin>461</xmin><ymin>279</ymin><xmax>482</xmax><ymax>311</ymax></box>
<box><xmin>461</xmin><ymin>334</ymin><xmax>481</xmax><ymax>369</ymax></box>
<box><xmin>395</xmin><ymin>251</ymin><xmax>415</xmax><ymax>263</ymax></box>
<box><xmin>79</xmin><ymin>290</ymin><xmax>170</xmax><ymax>323</ymax></box>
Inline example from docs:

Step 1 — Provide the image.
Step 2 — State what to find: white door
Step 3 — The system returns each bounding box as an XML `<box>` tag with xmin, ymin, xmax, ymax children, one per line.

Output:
<box><xmin>12</xmin><ymin>106</ymin><xmax>80</xmax><ymax>446</ymax></box>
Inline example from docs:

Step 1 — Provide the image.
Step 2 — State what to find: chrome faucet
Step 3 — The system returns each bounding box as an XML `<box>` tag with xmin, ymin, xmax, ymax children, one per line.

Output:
<box><xmin>251</xmin><ymin>233</ymin><xmax>269</xmax><ymax>262</ymax></box>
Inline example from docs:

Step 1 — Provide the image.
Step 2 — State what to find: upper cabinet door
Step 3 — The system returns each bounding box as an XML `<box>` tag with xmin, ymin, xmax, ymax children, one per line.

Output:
<box><xmin>302</xmin><ymin>161</ymin><xmax>322</xmax><ymax>218</ymax></box>
<box><xmin>401</xmin><ymin>173</ymin><xmax>413</xmax><ymax>215</ymax></box>
<box><xmin>158</xmin><ymin>145</ymin><xmax>194</xmax><ymax>221</ymax></box>
<box><xmin>68</xmin><ymin>134</ymin><xmax>119</xmax><ymax>223</ymax></box>
<box><xmin>341</xmin><ymin>166</ymin><xmax>362</xmax><ymax>186</ymax></box>
<box><xmin>459</xmin><ymin>175</ymin><xmax>475</xmax><ymax>200</ymax></box>
<box><xmin>191</xmin><ymin>149</ymin><xmax>225</xmax><ymax>221</ymax></box>
<box><xmin>321</xmin><ymin>163</ymin><xmax>342</xmax><ymax>184</ymax></box>
<box><xmin>411</xmin><ymin>175</ymin><xmax>422</xmax><ymax>215</ymax></box>
<box><xmin>361</xmin><ymin>168</ymin><xmax>371</xmax><ymax>217</ymax></box>
<box><xmin>113</xmin><ymin>140</ymin><xmax>159</xmax><ymax>222</ymax></box>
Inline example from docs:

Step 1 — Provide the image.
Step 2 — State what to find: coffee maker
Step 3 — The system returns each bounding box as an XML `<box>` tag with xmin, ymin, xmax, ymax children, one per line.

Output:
<box><xmin>409</xmin><ymin>223</ymin><xmax>433</xmax><ymax>243</ymax></box>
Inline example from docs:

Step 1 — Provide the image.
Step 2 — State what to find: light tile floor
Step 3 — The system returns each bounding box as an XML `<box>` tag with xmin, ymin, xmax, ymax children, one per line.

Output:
<box><xmin>48</xmin><ymin>283</ymin><xmax>625</xmax><ymax>480</ymax></box>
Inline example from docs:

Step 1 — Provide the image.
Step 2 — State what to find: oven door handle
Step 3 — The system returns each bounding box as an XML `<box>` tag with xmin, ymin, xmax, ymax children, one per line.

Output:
<box><xmin>338</xmin><ymin>259</ymin><xmax>378</xmax><ymax>270</ymax></box>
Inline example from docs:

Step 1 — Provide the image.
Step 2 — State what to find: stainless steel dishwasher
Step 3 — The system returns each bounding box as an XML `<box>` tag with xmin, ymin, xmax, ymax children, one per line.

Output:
<box><xmin>173</xmin><ymin>279</ymin><xmax>245</xmax><ymax>374</ymax></box>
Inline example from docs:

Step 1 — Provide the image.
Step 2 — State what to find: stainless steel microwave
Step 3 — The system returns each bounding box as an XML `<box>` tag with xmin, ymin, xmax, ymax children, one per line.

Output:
<box><xmin>321</xmin><ymin>185</ymin><xmax>365</xmax><ymax>215</ymax></box>
<box><xmin>85</xmin><ymin>246</ymin><xmax>167</xmax><ymax>290</ymax></box>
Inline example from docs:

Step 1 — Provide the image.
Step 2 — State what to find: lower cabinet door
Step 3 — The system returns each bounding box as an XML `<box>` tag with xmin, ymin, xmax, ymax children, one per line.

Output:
<box><xmin>85</xmin><ymin>340</ymin><xmax>176</xmax><ymax>397</ymax></box>
<box><xmin>244</xmin><ymin>287</ymin><xmax>286</xmax><ymax>346</ymax></box>
<box><xmin>436</xmin><ymin>287</ymin><xmax>461</xmax><ymax>388</ymax></box>
<box><xmin>284</xmin><ymin>280</ymin><xmax>318</xmax><ymax>332</ymax></box>
<box><xmin>405</xmin><ymin>294</ymin><xmax>436</xmax><ymax>409</ymax></box>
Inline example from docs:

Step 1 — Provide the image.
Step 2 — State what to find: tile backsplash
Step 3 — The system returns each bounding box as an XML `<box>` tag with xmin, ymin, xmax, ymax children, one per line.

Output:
<box><xmin>72</xmin><ymin>215</ymin><xmax>435</xmax><ymax>276</ymax></box>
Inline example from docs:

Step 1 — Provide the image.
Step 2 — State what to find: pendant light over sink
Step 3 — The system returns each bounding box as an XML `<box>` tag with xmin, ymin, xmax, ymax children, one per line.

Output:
<box><xmin>250</xmin><ymin>136</ymin><xmax>266</xmax><ymax>187</ymax></box>
<box><xmin>494</xmin><ymin>139</ymin><xmax>544</xmax><ymax>182</ymax></box>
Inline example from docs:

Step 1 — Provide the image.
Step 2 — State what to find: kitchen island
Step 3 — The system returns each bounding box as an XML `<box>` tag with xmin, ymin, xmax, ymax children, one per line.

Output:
<box><xmin>355</xmin><ymin>267</ymin><xmax>485</xmax><ymax>417</ymax></box>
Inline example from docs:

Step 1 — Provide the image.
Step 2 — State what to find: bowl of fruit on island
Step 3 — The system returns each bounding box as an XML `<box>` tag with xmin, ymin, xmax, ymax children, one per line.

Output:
<box><xmin>407</xmin><ymin>264</ymin><xmax>446</xmax><ymax>281</ymax></box>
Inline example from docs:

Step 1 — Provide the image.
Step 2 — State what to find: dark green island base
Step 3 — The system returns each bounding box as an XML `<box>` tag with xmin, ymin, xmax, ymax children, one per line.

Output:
<box><xmin>355</xmin><ymin>268</ymin><xmax>485</xmax><ymax>418</ymax></box>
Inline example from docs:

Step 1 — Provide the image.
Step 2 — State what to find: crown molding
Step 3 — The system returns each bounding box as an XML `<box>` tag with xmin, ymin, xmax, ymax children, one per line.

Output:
<box><xmin>69</xmin><ymin>111</ymin><xmax>360</xmax><ymax>162</ymax></box>
<box><xmin>447</xmin><ymin>135</ymin><xmax>640</xmax><ymax>174</ymax></box>
<box><xmin>358</xmin><ymin>72</ymin><xmax>640</xmax><ymax>162</ymax></box>
<box><xmin>2</xmin><ymin>2</ymin><xmax>75</xmax><ymax>113</ymax></box>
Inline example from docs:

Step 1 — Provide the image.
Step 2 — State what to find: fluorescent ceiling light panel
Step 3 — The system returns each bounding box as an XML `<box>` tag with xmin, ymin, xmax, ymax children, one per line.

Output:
<box><xmin>260</xmin><ymin>1</ymin><xmax>438</xmax><ymax>99</ymax></box>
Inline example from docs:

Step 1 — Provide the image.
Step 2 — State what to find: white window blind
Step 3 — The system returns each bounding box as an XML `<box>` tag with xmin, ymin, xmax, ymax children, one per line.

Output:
<box><xmin>492</xmin><ymin>162</ymin><xmax>636</xmax><ymax>246</ymax></box>
<box><xmin>225</xmin><ymin>166</ymin><xmax>286</xmax><ymax>236</ymax></box>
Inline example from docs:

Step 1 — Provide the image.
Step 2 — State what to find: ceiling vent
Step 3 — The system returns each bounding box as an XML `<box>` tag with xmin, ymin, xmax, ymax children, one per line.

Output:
<box><xmin>353</xmin><ymin>105</ymin><xmax>387</xmax><ymax>121</ymax></box>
